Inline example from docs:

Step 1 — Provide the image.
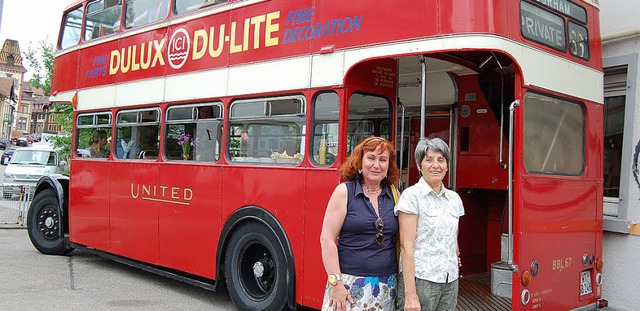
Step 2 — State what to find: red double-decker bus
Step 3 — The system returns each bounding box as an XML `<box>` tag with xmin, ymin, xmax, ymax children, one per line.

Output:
<box><xmin>28</xmin><ymin>0</ymin><xmax>606</xmax><ymax>310</ymax></box>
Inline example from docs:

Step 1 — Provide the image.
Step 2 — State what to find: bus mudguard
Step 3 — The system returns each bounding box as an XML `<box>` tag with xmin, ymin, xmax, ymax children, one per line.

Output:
<box><xmin>217</xmin><ymin>206</ymin><xmax>296</xmax><ymax>311</ymax></box>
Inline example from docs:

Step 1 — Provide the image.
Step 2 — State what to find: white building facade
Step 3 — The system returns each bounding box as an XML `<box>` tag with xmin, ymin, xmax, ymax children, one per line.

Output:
<box><xmin>600</xmin><ymin>1</ymin><xmax>640</xmax><ymax>310</ymax></box>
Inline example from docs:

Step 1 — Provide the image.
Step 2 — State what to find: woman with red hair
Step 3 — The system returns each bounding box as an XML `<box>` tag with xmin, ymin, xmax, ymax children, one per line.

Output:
<box><xmin>320</xmin><ymin>136</ymin><xmax>401</xmax><ymax>311</ymax></box>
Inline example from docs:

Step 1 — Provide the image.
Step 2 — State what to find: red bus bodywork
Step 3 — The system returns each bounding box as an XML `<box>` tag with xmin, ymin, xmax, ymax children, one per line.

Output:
<box><xmin>38</xmin><ymin>0</ymin><xmax>604</xmax><ymax>310</ymax></box>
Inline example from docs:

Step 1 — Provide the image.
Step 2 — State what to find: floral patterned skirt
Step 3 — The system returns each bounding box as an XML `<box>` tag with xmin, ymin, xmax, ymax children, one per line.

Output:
<box><xmin>321</xmin><ymin>273</ymin><xmax>397</xmax><ymax>311</ymax></box>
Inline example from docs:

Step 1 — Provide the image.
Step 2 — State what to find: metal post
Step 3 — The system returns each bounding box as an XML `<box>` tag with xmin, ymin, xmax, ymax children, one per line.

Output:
<box><xmin>398</xmin><ymin>101</ymin><xmax>406</xmax><ymax>188</ymax></box>
<box><xmin>8</xmin><ymin>105</ymin><xmax>15</xmax><ymax>143</ymax></box>
<box><xmin>43</xmin><ymin>105</ymin><xmax>49</xmax><ymax>135</ymax></box>
<box><xmin>419</xmin><ymin>55</ymin><xmax>427</xmax><ymax>139</ymax></box>
<box><xmin>507</xmin><ymin>99</ymin><xmax>520</xmax><ymax>271</ymax></box>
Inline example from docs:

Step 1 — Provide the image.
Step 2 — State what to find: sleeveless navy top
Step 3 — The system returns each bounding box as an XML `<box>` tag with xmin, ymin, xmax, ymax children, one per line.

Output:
<box><xmin>338</xmin><ymin>179</ymin><xmax>398</xmax><ymax>276</ymax></box>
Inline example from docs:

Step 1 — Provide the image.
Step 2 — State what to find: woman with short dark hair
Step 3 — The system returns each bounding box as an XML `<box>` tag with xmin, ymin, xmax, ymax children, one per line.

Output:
<box><xmin>395</xmin><ymin>137</ymin><xmax>464</xmax><ymax>311</ymax></box>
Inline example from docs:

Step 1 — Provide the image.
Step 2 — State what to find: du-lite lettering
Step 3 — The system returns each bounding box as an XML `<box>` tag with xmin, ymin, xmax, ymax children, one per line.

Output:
<box><xmin>192</xmin><ymin>11</ymin><xmax>280</xmax><ymax>60</ymax></box>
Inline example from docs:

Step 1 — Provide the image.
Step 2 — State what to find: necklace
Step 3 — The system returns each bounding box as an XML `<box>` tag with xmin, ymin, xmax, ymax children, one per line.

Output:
<box><xmin>363</xmin><ymin>184</ymin><xmax>382</xmax><ymax>194</ymax></box>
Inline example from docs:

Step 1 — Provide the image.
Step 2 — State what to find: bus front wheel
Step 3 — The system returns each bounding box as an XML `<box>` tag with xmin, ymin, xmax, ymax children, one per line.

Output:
<box><xmin>225</xmin><ymin>222</ymin><xmax>288</xmax><ymax>311</ymax></box>
<box><xmin>27</xmin><ymin>188</ymin><xmax>71</xmax><ymax>255</ymax></box>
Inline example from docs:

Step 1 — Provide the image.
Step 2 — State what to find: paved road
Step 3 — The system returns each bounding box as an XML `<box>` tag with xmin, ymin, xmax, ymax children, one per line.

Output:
<box><xmin>0</xmin><ymin>156</ymin><xmax>233</xmax><ymax>310</ymax></box>
<box><xmin>0</xmin><ymin>229</ymin><xmax>237</xmax><ymax>311</ymax></box>
<box><xmin>0</xmin><ymin>152</ymin><xmax>316</xmax><ymax>311</ymax></box>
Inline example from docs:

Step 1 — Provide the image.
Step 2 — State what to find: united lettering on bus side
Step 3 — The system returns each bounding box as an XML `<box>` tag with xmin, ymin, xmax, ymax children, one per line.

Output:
<box><xmin>130</xmin><ymin>182</ymin><xmax>193</xmax><ymax>205</ymax></box>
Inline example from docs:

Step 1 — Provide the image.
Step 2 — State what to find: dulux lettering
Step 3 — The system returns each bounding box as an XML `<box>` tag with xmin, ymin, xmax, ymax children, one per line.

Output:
<box><xmin>110</xmin><ymin>39</ymin><xmax>166</xmax><ymax>75</ymax></box>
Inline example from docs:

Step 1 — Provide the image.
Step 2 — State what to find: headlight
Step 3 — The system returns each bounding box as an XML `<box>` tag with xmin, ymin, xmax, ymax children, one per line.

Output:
<box><xmin>4</xmin><ymin>174</ymin><xmax>14</xmax><ymax>181</ymax></box>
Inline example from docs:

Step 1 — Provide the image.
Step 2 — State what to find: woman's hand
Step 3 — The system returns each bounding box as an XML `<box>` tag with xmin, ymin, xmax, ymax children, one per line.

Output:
<box><xmin>329</xmin><ymin>283</ymin><xmax>353</xmax><ymax>311</ymax></box>
<box><xmin>403</xmin><ymin>292</ymin><xmax>421</xmax><ymax>311</ymax></box>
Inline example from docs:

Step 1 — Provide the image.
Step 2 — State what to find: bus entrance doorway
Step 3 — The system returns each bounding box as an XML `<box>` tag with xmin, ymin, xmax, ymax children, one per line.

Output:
<box><xmin>397</xmin><ymin>54</ymin><xmax>514</xmax><ymax>310</ymax></box>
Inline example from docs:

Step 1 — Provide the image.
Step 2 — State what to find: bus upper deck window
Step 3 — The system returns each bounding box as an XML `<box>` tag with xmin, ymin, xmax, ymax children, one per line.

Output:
<box><xmin>85</xmin><ymin>0</ymin><xmax>122</xmax><ymax>41</ymax></box>
<box><xmin>125</xmin><ymin>0</ymin><xmax>169</xmax><ymax>29</ymax></box>
<box><xmin>175</xmin><ymin>0</ymin><xmax>228</xmax><ymax>15</ymax></box>
<box><xmin>60</xmin><ymin>6</ymin><xmax>84</xmax><ymax>49</ymax></box>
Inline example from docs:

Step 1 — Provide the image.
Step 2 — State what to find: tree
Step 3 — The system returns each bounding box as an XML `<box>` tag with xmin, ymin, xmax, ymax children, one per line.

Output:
<box><xmin>23</xmin><ymin>39</ymin><xmax>54</xmax><ymax>96</ymax></box>
<box><xmin>24</xmin><ymin>39</ymin><xmax>73</xmax><ymax>173</ymax></box>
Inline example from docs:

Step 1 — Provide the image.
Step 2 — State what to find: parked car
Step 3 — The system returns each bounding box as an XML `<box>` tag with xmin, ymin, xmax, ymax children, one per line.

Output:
<box><xmin>1</xmin><ymin>147</ymin><xmax>16</xmax><ymax>165</ymax></box>
<box><xmin>10</xmin><ymin>136</ymin><xmax>33</xmax><ymax>143</ymax></box>
<box><xmin>16</xmin><ymin>135</ymin><xmax>33</xmax><ymax>147</ymax></box>
<box><xmin>2</xmin><ymin>146</ymin><xmax>66</xmax><ymax>199</ymax></box>
<box><xmin>0</xmin><ymin>138</ymin><xmax>7</xmax><ymax>149</ymax></box>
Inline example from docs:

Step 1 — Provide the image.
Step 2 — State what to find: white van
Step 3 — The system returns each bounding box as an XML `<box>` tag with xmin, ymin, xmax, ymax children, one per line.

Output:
<box><xmin>2</xmin><ymin>146</ymin><xmax>66</xmax><ymax>199</ymax></box>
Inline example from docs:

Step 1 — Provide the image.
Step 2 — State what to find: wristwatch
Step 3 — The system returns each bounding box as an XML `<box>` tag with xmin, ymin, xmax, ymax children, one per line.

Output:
<box><xmin>328</xmin><ymin>274</ymin><xmax>342</xmax><ymax>286</ymax></box>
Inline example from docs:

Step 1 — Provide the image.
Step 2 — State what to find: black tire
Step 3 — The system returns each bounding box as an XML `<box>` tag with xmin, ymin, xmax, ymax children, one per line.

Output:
<box><xmin>225</xmin><ymin>222</ymin><xmax>289</xmax><ymax>311</ymax></box>
<box><xmin>27</xmin><ymin>188</ymin><xmax>72</xmax><ymax>255</ymax></box>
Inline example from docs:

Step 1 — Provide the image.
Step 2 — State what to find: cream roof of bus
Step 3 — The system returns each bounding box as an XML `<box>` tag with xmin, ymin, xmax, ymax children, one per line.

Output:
<box><xmin>397</xmin><ymin>57</ymin><xmax>477</xmax><ymax>110</ymax></box>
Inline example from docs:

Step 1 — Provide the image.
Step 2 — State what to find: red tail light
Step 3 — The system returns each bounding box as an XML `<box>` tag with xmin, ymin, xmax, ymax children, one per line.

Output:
<box><xmin>521</xmin><ymin>270</ymin><xmax>532</xmax><ymax>287</ymax></box>
<box><xmin>596</xmin><ymin>258</ymin><xmax>603</xmax><ymax>272</ymax></box>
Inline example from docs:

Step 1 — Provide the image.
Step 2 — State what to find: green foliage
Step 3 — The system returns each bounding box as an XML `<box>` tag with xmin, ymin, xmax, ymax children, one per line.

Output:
<box><xmin>23</xmin><ymin>39</ymin><xmax>54</xmax><ymax>96</ymax></box>
<box><xmin>24</xmin><ymin>39</ymin><xmax>73</xmax><ymax>174</ymax></box>
<box><xmin>51</xmin><ymin>104</ymin><xmax>74</xmax><ymax>174</ymax></box>
<box><xmin>51</xmin><ymin>134</ymin><xmax>72</xmax><ymax>175</ymax></box>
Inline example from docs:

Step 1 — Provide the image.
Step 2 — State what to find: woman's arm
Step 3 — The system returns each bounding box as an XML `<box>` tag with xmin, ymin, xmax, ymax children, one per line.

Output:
<box><xmin>399</xmin><ymin>211</ymin><xmax>420</xmax><ymax>311</ymax></box>
<box><xmin>457</xmin><ymin>228</ymin><xmax>461</xmax><ymax>268</ymax></box>
<box><xmin>320</xmin><ymin>183</ymin><xmax>353</xmax><ymax>310</ymax></box>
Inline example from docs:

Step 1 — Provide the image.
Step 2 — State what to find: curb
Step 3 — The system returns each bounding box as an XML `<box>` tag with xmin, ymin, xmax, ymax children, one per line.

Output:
<box><xmin>0</xmin><ymin>225</ymin><xmax>26</xmax><ymax>229</ymax></box>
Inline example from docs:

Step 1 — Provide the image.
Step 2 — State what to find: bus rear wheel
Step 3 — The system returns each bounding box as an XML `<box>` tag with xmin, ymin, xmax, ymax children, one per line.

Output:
<box><xmin>225</xmin><ymin>222</ymin><xmax>288</xmax><ymax>311</ymax></box>
<box><xmin>27</xmin><ymin>188</ymin><xmax>71</xmax><ymax>255</ymax></box>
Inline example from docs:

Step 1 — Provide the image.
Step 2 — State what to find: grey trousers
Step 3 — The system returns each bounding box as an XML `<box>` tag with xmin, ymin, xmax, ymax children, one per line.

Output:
<box><xmin>395</xmin><ymin>272</ymin><xmax>459</xmax><ymax>311</ymax></box>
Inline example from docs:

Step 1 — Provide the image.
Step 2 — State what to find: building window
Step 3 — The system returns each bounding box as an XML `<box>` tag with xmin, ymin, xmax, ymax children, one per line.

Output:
<box><xmin>604</xmin><ymin>67</ymin><xmax>626</xmax><ymax>199</ymax></box>
<box><xmin>603</xmin><ymin>54</ymin><xmax>638</xmax><ymax>233</ymax></box>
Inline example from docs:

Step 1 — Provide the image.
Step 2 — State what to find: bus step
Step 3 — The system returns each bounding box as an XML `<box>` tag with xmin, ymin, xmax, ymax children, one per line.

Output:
<box><xmin>458</xmin><ymin>273</ymin><xmax>511</xmax><ymax>311</ymax></box>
